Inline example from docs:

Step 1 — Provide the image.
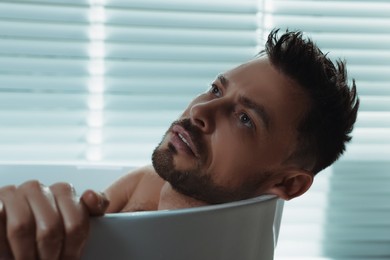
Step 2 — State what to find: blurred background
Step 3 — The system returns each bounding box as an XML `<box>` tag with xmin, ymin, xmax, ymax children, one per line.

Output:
<box><xmin>0</xmin><ymin>0</ymin><xmax>389</xmax><ymax>259</ymax></box>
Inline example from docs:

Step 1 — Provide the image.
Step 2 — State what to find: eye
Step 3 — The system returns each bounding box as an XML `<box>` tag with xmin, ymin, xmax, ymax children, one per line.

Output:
<box><xmin>239</xmin><ymin>113</ymin><xmax>253</xmax><ymax>128</ymax></box>
<box><xmin>209</xmin><ymin>84</ymin><xmax>222</xmax><ymax>97</ymax></box>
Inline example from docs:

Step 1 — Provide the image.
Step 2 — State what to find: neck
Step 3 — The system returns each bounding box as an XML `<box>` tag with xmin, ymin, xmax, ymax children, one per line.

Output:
<box><xmin>158</xmin><ymin>182</ymin><xmax>209</xmax><ymax>210</ymax></box>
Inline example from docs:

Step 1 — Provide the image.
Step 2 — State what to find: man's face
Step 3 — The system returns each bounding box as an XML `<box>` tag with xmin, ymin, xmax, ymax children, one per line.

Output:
<box><xmin>152</xmin><ymin>56</ymin><xmax>309</xmax><ymax>204</ymax></box>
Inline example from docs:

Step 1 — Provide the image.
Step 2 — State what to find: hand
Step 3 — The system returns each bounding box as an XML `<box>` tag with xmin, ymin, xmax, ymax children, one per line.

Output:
<box><xmin>0</xmin><ymin>181</ymin><xmax>109</xmax><ymax>260</ymax></box>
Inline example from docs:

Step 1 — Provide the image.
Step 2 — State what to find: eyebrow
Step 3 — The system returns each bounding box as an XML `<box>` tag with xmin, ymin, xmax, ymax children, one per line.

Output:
<box><xmin>217</xmin><ymin>74</ymin><xmax>228</xmax><ymax>87</ymax></box>
<box><xmin>239</xmin><ymin>96</ymin><xmax>271</xmax><ymax>130</ymax></box>
<box><xmin>216</xmin><ymin>74</ymin><xmax>271</xmax><ymax>130</ymax></box>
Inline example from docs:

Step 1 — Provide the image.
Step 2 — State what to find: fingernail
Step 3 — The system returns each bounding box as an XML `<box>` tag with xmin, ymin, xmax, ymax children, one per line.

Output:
<box><xmin>98</xmin><ymin>192</ymin><xmax>109</xmax><ymax>210</ymax></box>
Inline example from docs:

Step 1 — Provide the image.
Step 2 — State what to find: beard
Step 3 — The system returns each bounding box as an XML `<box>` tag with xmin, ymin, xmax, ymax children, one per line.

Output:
<box><xmin>151</xmin><ymin>118</ymin><xmax>262</xmax><ymax>205</ymax></box>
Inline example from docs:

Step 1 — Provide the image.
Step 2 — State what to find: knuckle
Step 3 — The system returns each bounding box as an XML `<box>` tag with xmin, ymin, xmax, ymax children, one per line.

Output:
<box><xmin>65</xmin><ymin>220</ymin><xmax>88</xmax><ymax>241</ymax></box>
<box><xmin>0</xmin><ymin>184</ymin><xmax>17</xmax><ymax>195</ymax></box>
<box><xmin>18</xmin><ymin>179</ymin><xmax>43</xmax><ymax>191</ymax></box>
<box><xmin>8</xmin><ymin>219</ymin><xmax>34</xmax><ymax>239</ymax></box>
<box><xmin>36</xmin><ymin>220</ymin><xmax>63</xmax><ymax>243</ymax></box>
<box><xmin>50</xmin><ymin>182</ymin><xmax>76</xmax><ymax>195</ymax></box>
<box><xmin>19</xmin><ymin>180</ymin><xmax>43</xmax><ymax>189</ymax></box>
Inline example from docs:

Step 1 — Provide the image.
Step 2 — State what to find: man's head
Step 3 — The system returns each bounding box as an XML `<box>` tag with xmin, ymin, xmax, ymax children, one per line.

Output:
<box><xmin>152</xmin><ymin>29</ymin><xmax>359</xmax><ymax>204</ymax></box>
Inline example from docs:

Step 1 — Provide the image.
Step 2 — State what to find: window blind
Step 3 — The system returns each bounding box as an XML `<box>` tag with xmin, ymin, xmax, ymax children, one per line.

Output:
<box><xmin>0</xmin><ymin>0</ymin><xmax>258</xmax><ymax>165</ymax></box>
<box><xmin>2</xmin><ymin>0</ymin><xmax>389</xmax><ymax>259</ymax></box>
<box><xmin>260</xmin><ymin>1</ymin><xmax>390</xmax><ymax>259</ymax></box>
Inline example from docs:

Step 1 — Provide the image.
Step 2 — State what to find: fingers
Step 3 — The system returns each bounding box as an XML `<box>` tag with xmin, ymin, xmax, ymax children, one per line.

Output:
<box><xmin>0</xmin><ymin>181</ymin><xmax>104</xmax><ymax>260</ymax></box>
<box><xmin>81</xmin><ymin>190</ymin><xmax>110</xmax><ymax>216</ymax></box>
<box><xmin>50</xmin><ymin>183</ymin><xmax>89</xmax><ymax>259</ymax></box>
<box><xmin>1</xmin><ymin>181</ymin><xmax>64</xmax><ymax>260</ymax></box>
<box><xmin>20</xmin><ymin>181</ymin><xmax>63</xmax><ymax>260</ymax></box>
<box><xmin>0</xmin><ymin>185</ymin><xmax>37</xmax><ymax>260</ymax></box>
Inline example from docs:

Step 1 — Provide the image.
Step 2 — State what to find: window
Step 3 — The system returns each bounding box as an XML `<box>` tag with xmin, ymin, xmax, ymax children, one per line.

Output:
<box><xmin>0</xmin><ymin>0</ymin><xmax>258</xmax><ymax>165</ymax></box>
<box><xmin>1</xmin><ymin>0</ymin><xmax>388</xmax><ymax>258</ymax></box>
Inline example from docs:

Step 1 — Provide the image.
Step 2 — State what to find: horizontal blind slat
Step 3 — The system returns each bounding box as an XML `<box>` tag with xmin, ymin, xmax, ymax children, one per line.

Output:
<box><xmin>0</xmin><ymin>39</ymin><xmax>256</xmax><ymax>62</ymax></box>
<box><xmin>267</xmin><ymin>15</ymin><xmax>390</xmax><ymax>33</ymax></box>
<box><xmin>267</xmin><ymin>0</ymin><xmax>390</xmax><ymax>18</ymax></box>
<box><xmin>0</xmin><ymin>2</ymin><xmax>88</xmax><ymax>23</ymax></box>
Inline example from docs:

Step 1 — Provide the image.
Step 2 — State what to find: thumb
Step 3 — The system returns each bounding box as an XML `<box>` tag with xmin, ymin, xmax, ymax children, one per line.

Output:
<box><xmin>80</xmin><ymin>190</ymin><xmax>110</xmax><ymax>216</ymax></box>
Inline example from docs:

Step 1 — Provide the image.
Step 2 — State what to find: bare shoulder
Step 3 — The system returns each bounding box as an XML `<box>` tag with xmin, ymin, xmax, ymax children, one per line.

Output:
<box><xmin>104</xmin><ymin>165</ymin><xmax>160</xmax><ymax>213</ymax></box>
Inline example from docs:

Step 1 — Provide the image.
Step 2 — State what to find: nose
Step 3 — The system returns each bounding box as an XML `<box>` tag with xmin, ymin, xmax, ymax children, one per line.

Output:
<box><xmin>189</xmin><ymin>101</ymin><xmax>216</xmax><ymax>134</ymax></box>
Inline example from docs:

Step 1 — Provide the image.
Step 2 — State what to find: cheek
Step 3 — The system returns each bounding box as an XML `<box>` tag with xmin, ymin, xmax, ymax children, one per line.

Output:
<box><xmin>265</xmin><ymin>126</ymin><xmax>297</xmax><ymax>164</ymax></box>
<box><xmin>209</xmin><ymin>132</ymin><xmax>259</xmax><ymax>185</ymax></box>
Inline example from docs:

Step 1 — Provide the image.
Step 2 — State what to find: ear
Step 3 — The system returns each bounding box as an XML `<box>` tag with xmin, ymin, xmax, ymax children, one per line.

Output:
<box><xmin>265</xmin><ymin>170</ymin><xmax>313</xmax><ymax>200</ymax></box>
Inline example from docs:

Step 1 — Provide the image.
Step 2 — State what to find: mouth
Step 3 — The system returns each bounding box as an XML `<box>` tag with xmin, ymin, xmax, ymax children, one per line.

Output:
<box><xmin>171</xmin><ymin>124</ymin><xmax>199</xmax><ymax>158</ymax></box>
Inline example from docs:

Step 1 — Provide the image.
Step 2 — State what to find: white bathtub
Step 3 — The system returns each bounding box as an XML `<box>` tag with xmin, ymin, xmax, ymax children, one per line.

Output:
<box><xmin>0</xmin><ymin>164</ymin><xmax>284</xmax><ymax>260</ymax></box>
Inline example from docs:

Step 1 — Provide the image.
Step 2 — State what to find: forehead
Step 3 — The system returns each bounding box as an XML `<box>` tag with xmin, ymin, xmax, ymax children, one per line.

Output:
<box><xmin>223</xmin><ymin>56</ymin><xmax>309</xmax><ymax>137</ymax></box>
<box><xmin>224</xmin><ymin>56</ymin><xmax>293</xmax><ymax>95</ymax></box>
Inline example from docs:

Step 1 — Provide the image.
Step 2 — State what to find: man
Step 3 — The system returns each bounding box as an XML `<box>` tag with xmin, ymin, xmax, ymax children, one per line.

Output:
<box><xmin>0</xmin><ymin>30</ymin><xmax>359</xmax><ymax>259</ymax></box>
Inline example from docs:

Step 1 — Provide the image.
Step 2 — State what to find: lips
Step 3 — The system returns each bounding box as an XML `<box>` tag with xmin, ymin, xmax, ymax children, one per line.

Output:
<box><xmin>171</xmin><ymin>124</ymin><xmax>198</xmax><ymax>157</ymax></box>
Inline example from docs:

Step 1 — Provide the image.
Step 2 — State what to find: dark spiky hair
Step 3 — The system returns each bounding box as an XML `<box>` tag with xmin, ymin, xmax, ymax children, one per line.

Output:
<box><xmin>264</xmin><ymin>29</ymin><xmax>359</xmax><ymax>174</ymax></box>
